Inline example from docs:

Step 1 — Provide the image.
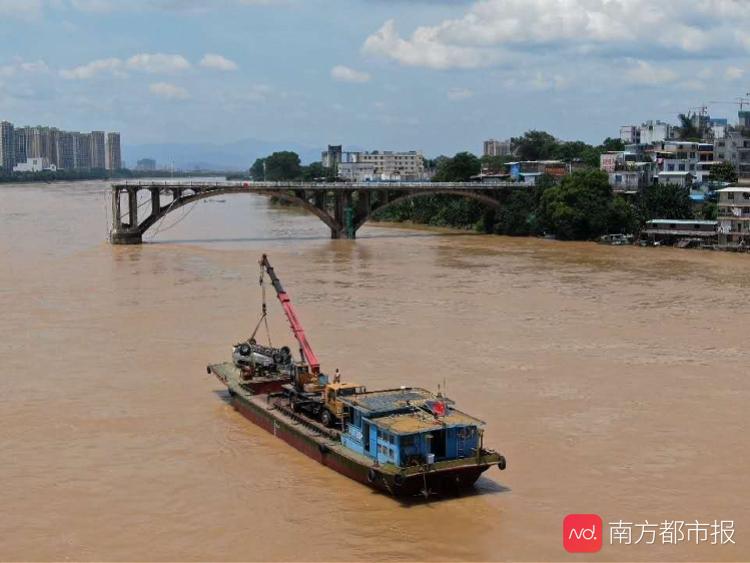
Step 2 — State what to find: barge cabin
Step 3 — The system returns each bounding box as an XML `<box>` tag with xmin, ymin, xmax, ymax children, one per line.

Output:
<box><xmin>339</xmin><ymin>387</ymin><xmax>484</xmax><ymax>468</ymax></box>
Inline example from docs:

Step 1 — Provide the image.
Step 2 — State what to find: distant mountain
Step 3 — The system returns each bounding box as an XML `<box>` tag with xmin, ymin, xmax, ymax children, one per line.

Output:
<box><xmin>123</xmin><ymin>138</ymin><xmax>323</xmax><ymax>171</ymax></box>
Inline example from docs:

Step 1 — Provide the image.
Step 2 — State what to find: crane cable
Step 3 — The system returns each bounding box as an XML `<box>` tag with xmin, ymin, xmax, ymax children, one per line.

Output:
<box><xmin>248</xmin><ymin>260</ymin><xmax>273</xmax><ymax>347</ymax></box>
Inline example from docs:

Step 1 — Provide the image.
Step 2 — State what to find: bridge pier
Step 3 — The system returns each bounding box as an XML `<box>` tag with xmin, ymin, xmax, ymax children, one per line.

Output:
<box><xmin>110</xmin><ymin>186</ymin><xmax>146</xmax><ymax>244</ymax></box>
<box><xmin>331</xmin><ymin>191</ymin><xmax>355</xmax><ymax>239</ymax></box>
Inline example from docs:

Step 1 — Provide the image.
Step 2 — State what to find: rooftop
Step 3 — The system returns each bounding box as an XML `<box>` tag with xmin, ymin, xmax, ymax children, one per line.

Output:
<box><xmin>339</xmin><ymin>387</ymin><xmax>442</xmax><ymax>415</ymax></box>
<box><xmin>370</xmin><ymin>408</ymin><xmax>484</xmax><ymax>435</ymax></box>
<box><xmin>647</xmin><ymin>219</ymin><xmax>717</xmax><ymax>225</ymax></box>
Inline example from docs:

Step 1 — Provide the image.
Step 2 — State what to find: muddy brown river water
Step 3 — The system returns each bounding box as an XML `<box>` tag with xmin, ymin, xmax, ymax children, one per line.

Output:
<box><xmin>1</xmin><ymin>181</ymin><xmax>748</xmax><ymax>561</ymax></box>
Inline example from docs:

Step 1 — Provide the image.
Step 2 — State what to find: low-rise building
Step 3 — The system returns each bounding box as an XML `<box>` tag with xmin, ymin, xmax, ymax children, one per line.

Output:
<box><xmin>508</xmin><ymin>160</ymin><xmax>568</xmax><ymax>180</ymax></box>
<box><xmin>641</xmin><ymin>219</ymin><xmax>717</xmax><ymax>246</ymax></box>
<box><xmin>717</xmin><ymin>187</ymin><xmax>750</xmax><ymax>246</ymax></box>
<box><xmin>600</xmin><ymin>151</ymin><xmax>656</xmax><ymax>191</ymax></box>
<box><xmin>336</xmin><ymin>149</ymin><xmax>426</xmax><ymax>181</ymax></box>
<box><xmin>13</xmin><ymin>157</ymin><xmax>57</xmax><ymax>172</ymax></box>
<box><xmin>639</xmin><ymin>120</ymin><xmax>674</xmax><ymax>144</ymax></box>
<box><xmin>321</xmin><ymin>145</ymin><xmax>343</xmax><ymax>169</ymax></box>
<box><xmin>714</xmin><ymin>129</ymin><xmax>750</xmax><ymax>180</ymax></box>
<box><xmin>657</xmin><ymin>171</ymin><xmax>694</xmax><ymax>187</ymax></box>
<box><xmin>619</xmin><ymin>125</ymin><xmax>640</xmax><ymax>144</ymax></box>
<box><xmin>651</xmin><ymin>141</ymin><xmax>714</xmax><ymax>184</ymax></box>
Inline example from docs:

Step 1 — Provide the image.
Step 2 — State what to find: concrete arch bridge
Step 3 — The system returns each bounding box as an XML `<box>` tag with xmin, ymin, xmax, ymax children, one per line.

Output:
<box><xmin>109</xmin><ymin>180</ymin><xmax>520</xmax><ymax>244</ymax></box>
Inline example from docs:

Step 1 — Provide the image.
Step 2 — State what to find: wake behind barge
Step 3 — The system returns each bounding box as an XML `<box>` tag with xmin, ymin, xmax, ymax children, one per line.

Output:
<box><xmin>208</xmin><ymin>255</ymin><xmax>506</xmax><ymax>497</ymax></box>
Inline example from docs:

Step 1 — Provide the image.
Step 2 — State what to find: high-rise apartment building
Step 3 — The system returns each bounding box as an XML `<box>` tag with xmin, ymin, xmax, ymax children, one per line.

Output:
<box><xmin>75</xmin><ymin>132</ymin><xmax>92</xmax><ymax>169</ymax></box>
<box><xmin>58</xmin><ymin>132</ymin><xmax>76</xmax><ymax>170</ymax></box>
<box><xmin>106</xmin><ymin>132</ymin><xmax>121</xmax><ymax>170</ymax></box>
<box><xmin>90</xmin><ymin>131</ymin><xmax>106</xmax><ymax>169</ymax></box>
<box><xmin>49</xmin><ymin>127</ymin><xmax>61</xmax><ymax>168</ymax></box>
<box><xmin>0</xmin><ymin>121</ymin><xmax>15</xmax><ymax>171</ymax></box>
<box><xmin>483</xmin><ymin>138</ymin><xmax>512</xmax><ymax>157</ymax></box>
<box><xmin>14</xmin><ymin>126</ymin><xmax>28</xmax><ymax>165</ymax></box>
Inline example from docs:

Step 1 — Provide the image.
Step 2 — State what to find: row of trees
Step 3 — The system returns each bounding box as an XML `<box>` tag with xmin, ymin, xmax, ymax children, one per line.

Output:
<box><xmin>248</xmin><ymin>151</ymin><xmax>335</xmax><ymax>182</ymax></box>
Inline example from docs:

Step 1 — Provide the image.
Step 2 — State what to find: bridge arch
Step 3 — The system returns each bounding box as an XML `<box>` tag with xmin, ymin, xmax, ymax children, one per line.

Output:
<box><xmin>354</xmin><ymin>188</ymin><xmax>504</xmax><ymax>231</ymax></box>
<box><xmin>135</xmin><ymin>187</ymin><xmax>339</xmax><ymax>238</ymax></box>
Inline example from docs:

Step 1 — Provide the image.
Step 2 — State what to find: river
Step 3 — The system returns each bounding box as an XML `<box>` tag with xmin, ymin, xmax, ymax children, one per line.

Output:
<box><xmin>1</xmin><ymin>180</ymin><xmax>748</xmax><ymax>561</ymax></box>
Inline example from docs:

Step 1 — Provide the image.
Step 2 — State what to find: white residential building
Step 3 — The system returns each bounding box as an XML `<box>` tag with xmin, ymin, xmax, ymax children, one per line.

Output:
<box><xmin>337</xmin><ymin>149</ymin><xmax>426</xmax><ymax>181</ymax></box>
<box><xmin>639</xmin><ymin>120</ymin><xmax>674</xmax><ymax>144</ymax></box>
<box><xmin>619</xmin><ymin>125</ymin><xmax>640</xmax><ymax>144</ymax></box>
<box><xmin>652</xmin><ymin>141</ymin><xmax>715</xmax><ymax>185</ymax></box>
<box><xmin>717</xmin><ymin>187</ymin><xmax>750</xmax><ymax>245</ymax></box>
<box><xmin>13</xmin><ymin>157</ymin><xmax>57</xmax><ymax>172</ymax></box>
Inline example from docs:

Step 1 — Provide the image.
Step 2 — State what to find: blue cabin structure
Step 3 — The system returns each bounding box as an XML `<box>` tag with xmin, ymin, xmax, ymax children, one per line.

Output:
<box><xmin>338</xmin><ymin>388</ymin><xmax>484</xmax><ymax>468</ymax></box>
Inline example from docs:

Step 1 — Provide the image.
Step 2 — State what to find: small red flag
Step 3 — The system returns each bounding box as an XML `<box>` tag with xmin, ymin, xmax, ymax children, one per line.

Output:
<box><xmin>432</xmin><ymin>401</ymin><xmax>446</xmax><ymax>417</ymax></box>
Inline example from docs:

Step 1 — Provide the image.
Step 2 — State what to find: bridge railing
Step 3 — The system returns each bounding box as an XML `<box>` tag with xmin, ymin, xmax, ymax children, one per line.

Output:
<box><xmin>111</xmin><ymin>180</ymin><xmax>522</xmax><ymax>190</ymax></box>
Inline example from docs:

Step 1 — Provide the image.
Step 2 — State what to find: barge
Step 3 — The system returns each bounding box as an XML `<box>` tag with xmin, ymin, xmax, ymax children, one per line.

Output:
<box><xmin>208</xmin><ymin>255</ymin><xmax>506</xmax><ymax>497</ymax></box>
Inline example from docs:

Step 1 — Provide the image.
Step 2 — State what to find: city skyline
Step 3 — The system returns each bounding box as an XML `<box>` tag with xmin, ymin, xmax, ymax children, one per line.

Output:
<box><xmin>0</xmin><ymin>120</ymin><xmax>121</xmax><ymax>172</ymax></box>
<box><xmin>2</xmin><ymin>1</ymin><xmax>750</xmax><ymax>157</ymax></box>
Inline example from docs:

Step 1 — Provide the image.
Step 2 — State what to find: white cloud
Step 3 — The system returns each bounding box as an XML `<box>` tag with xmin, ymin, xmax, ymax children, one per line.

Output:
<box><xmin>0</xmin><ymin>0</ymin><xmax>42</xmax><ymax>19</ymax></box>
<box><xmin>126</xmin><ymin>53</ymin><xmax>190</xmax><ymax>73</ymax></box>
<box><xmin>447</xmin><ymin>87</ymin><xmax>473</xmax><ymax>101</ymax></box>
<box><xmin>199</xmin><ymin>54</ymin><xmax>238</xmax><ymax>71</ymax></box>
<box><xmin>330</xmin><ymin>65</ymin><xmax>371</xmax><ymax>83</ymax></box>
<box><xmin>363</xmin><ymin>1</ymin><xmax>750</xmax><ymax>70</ymax></box>
<box><xmin>625</xmin><ymin>60</ymin><xmax>678</xmax><ymax>86</ymax></box>
<box><xmin>0</xmin><ymin>59</ymin><xmax>49</xmax><ymax>78</ymax></box>
<box><xmin>726</xmin><ymin>66</ymin><xmax>745</xmax><ymax>80</ymax></box>
<box><xmin>60</xmin><ymin>57</ymin><xmax>123</xmax><ymax>79</ymax></box>
<box><xmin>149</xmin><ymin>82</ymin><xmax>190</xmax><ymax>100</ymax></box>
<box><xmin>60</xmin><ymin>53</ymin><xmax>190</xmax><ymax>79</ymax></box>
<box><xmin>363</xmin><ymin>19</ymin><xmax>497</xmax><ymax>69</ymax></box>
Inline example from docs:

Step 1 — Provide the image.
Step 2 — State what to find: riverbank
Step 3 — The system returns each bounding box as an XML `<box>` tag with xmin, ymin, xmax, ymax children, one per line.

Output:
<box><xmin>0</xmin><ymin>170</ymin><xmax>229</xmax><ymax>184</ymax></box>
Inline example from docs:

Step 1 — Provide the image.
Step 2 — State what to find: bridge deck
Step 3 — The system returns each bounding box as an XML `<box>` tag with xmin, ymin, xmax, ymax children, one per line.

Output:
<box><xmin>110</xmin><ymin>180</ymin><xmax>519</xmax><ymax>191</ymax></box>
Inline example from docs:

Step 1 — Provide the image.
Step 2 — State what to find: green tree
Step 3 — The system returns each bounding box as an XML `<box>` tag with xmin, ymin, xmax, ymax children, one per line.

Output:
<box><xmin>601</xmin><ymin>137</ymin><xmax>626</xmax><ymax>151</ymax></box>
<box><xmin>539</xmin><ymin>169</ymin><xmax>629</xmax><ymax>239</ymax></box>
<box><xmin>709</xmin><ymin>161</ymin><xmax>738</xmax><ymax>184</ymax></box>
<box><xmin>677</xmin><ymin>113</ymin><xmax>701</xmax><ymax>141</ymax></box>
<box><xmin>300</xmin><ymin>161</ymin><xmax>334</xmax><ymax>181</ymax></box>
<box><xmin>703</xmin><ymin>202</ymin><xmax>718</xmax><ymax>220</ymax></box>
<box><xmin>480</xmin><ymin>154</ymin><xmax>511</xmax><ymax>174</ymax></box>
<box><xmin>636</xmin><ymin>183</ymin><xmax>693</xmax><ymax>222</ymax></box>
<box><xmin>554</xmin><ymin>140</ymin><xmax>591</xmax><ymax>161</ymax></box>
<box><xmin>433</xmin><ymin>152</ymin><xmax>481</xmax><ymax>181</ymax></box>
<box><xmin>511</xmin><ymin>130</ymin><xmax>558</xmax><ymax>161</ymax></box>
<box><xmin>249</xmin><ymin>158</ymin><xmax>265</xmax><ymax>180</ymax></box>
<box><xmin>263</xmin><ymin>151</ymin><xmax>302</xmax><ymax>181</ymax></box>
<box><xmin>495</xmin><ymin>189</ymin><xmax>539</xmax><ymax>236</ymax></box>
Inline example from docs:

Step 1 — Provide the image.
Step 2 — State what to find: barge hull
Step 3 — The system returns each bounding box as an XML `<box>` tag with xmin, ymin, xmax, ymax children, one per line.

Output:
<box><xmin>229</xmin><ymin>391</ymin><xmax>495</xmax><ymax>497</ymax></box>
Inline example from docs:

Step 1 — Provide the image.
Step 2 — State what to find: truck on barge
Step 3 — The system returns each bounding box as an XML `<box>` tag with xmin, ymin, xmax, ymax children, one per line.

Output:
<box><xmin>208</xmin><ymin>255</ymin><xmax>506</xmax><ymax>497</ymax></box>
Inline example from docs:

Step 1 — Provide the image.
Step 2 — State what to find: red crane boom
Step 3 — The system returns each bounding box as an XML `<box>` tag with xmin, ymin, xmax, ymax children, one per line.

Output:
<box><xmin>259</xmin><ymin>254</ymin><xmax>320</xmax><ymax>374</ymax></box>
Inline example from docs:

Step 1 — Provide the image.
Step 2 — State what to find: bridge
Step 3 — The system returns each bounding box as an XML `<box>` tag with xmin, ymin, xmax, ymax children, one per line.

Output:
<box><xmin>109</xmin><ymin>180</ymin><xmax>521</xmax><ymax>244</ymax></box>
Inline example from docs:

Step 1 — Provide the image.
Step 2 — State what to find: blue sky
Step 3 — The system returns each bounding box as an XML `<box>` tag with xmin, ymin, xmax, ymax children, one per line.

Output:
<box><xmin>2</xmin><ymin>0</ymin><xmax>750</xmax><ymax>159</ymax></box>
